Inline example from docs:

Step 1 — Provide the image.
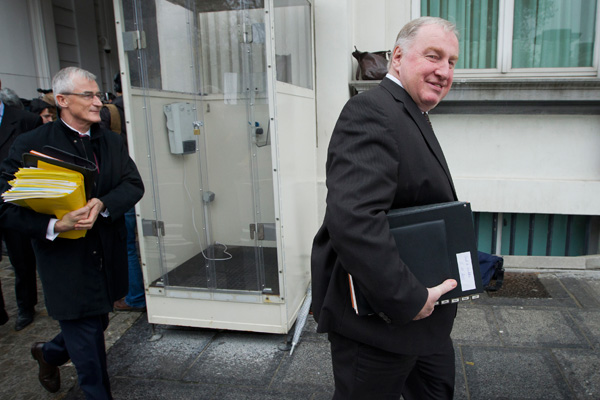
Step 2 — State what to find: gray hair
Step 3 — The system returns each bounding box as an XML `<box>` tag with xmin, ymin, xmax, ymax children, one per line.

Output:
<box><xmin>0</xmin><ymin>87</ymin><xmax>24</xmax><ymax>109</ymax></box>
<box><xmin>52</xmin><ymin>67</ymin><xmax>97</xmax><ymax>95</ymax></box>
<box><xmin>394</xmin><ymin>17</ymin><xmax>459</xmax><ymax>52</ymax></box>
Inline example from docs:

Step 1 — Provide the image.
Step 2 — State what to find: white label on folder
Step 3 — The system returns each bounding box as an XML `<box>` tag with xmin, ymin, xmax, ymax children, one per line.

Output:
<box><xmin>456</xmin><ymin>251</ymin><xmax>476</xmax><ymax>291</ymax></box>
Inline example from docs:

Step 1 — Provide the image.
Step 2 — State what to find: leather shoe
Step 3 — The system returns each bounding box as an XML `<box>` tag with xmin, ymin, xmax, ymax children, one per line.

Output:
<box><xmin>15</xmin><ymin>312</ymin><xmax>34</xmax><ymax>331</ymax></box>
<box><xmin>31</xmin><ymin>342</ymin><xmax>60</xmax><ymax>393</ymax></box>
<box><xmin>113</xmin><ymin>297</ymin><xmax>146</xmax><ymax>312</ymax></box>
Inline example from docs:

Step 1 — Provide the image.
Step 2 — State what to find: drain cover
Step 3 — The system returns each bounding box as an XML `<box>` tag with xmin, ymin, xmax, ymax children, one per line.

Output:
<box><xmin>487</xmin><ymin>272</ymin><xmax>551</xmax><ymax>299</ymax></box>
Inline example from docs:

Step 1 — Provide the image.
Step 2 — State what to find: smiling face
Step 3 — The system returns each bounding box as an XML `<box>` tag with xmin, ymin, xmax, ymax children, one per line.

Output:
<box><xmin>390</xmin><ymin>24</ymin><xmax>459</xmax><ymax>112</ymax></box>
<box><xmin>55</xmin><ymin>75</ymin><xmax>102</xmax><ymax>132</ymax></box>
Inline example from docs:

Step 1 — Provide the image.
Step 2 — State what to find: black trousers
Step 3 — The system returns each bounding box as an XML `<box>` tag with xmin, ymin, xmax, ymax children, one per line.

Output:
<box><xmin>0</xmin><ymin>278</ymin><xmax>7</xmax><ymax>323</ymax></box>
<box><xmin>43</xmin><ymin>314</ymin><xmax>112</xmax><ymax>400</ymax></box>
<box><xmin>3</xmin><ymin>229</ymin><xmax>37</xmax><ymax>314</ymax></box>
<box><xmin>328</xmin><ymin>331</ymin><xmax>455</xmax><ymax>400</ymax></box>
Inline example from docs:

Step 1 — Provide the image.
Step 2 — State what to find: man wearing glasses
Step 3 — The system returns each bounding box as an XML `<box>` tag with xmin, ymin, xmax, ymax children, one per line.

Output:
<box><xmin>0</xmin><ymin>67</ymin><xmax>144</xmax><ymax>399</ymax></box>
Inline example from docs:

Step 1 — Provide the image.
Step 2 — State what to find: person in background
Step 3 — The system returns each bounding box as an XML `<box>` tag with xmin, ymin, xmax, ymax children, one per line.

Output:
<box><xmin>0</xmin><ymin>87</ymin><xmax>25</xmax><ymax>109</ymax></box>
<box><xmin>29</xmin><ymin>98</ymin><xmax>56</xmax><ymax>124</ymax></box>
<box><xmin>311</xmin><ymin>17</ymin><xmax>460</xmax><ymax>399</ymax></box>
<box><xmin>0</xmin><ymin>67</ymin><xmax>144</xmax><ymax>399</ymax></box>
<box><xmin>100</xmin><ymin>73</ymin><xmax>146</xmax><ymax>312</ymax></box>
<box><xmin>0</xmin><ymin>79</ymin><xmax>43</xmax><ymax>331</ymax></box>
<box><xmin>42</xmin><ymin>92</ymin><xmax>58</xmax><ymax>121</ymax></box>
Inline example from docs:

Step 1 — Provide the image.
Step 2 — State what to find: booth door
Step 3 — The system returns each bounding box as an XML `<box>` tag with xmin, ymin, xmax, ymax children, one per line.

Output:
<box><xmin>117</xmin><ymin>0</ymin><xmax>278</xmax><ymax>297</ymax></box>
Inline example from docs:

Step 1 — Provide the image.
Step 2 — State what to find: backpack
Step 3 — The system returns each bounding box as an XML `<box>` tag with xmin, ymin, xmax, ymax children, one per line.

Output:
<box><xmin>103</xmin><ymin>103</ymin><xmax>121</xmax><ymax>134</ymax></box>
<box><xmin>478</xmin><ymin>251</ymin><xmax>505</xmax><ymax>292</ymax></box>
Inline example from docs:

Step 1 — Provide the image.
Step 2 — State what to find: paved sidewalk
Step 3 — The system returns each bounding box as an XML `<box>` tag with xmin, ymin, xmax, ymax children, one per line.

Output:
<box><xmin>1</xmin><ymin>257</ymin><xmax>600</xmax><ymax>399</ymax></box>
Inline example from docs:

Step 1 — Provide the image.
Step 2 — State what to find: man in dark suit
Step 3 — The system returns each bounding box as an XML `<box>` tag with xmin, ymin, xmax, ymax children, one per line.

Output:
<box><xmin>0</xmin><ymin>82</ymin><xmax>43</xmax><ymax>331</ymax></box>
<box><xmin>311</xmin><ymin>17</ymin><xmax>460</xmax><ymax>399</ymax></box>
<box><xmin>0</xmin><ymin>67</ymin><xmax>144</xmax><ymax>399</ymax></box>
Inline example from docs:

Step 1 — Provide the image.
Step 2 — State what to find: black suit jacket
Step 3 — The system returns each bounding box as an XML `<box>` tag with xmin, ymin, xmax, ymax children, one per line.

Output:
<box><xmin>311</xmin><ymin>78</ymin><xmax>458</xmax><ymax>356</ymax></box>
<box><xmin>0</xmin><ymin>104</ymin><xmax>43</xmax><ymax>160</ymax></box>
<box><xmin>0</xmin><ymin>120</ymin><xmax>144</xmax><ymax>320</ymax></box>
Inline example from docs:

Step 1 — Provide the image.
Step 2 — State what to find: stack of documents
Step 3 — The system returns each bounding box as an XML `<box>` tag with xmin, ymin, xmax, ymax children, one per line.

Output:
<box><xmin>2</xmin><ymin>156</ymin><xmax>87</xmax><ymax>239</ymax></box>
<box><xmin>349</xmin><ymin>201</ymin><xmax>482</xmax><ymax>316</ymax></box>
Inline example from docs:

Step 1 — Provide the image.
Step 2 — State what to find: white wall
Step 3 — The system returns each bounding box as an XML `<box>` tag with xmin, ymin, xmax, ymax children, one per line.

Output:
<box><xmin>313</xmin><ymin>0</ymin><xmax>352</xmax><ymax>220</ymax></box>
<box><xmin>435</xmin><ymin>114</ymin><xmax>600</xmax><ymax>216</ymax></box>
<box><xmin>313</xmin><ymin>0</ymin><xmax>600</xmax><ymax>225</ymax></box>
<box><xmin>0</xmin><ymin>0</ymin><xmax>55</xmax><ymax>98</ymax></box>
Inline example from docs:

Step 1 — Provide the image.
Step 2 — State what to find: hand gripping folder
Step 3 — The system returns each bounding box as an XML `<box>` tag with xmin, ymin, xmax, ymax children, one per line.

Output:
<box><xmin>349</xmin><ymin>201</ymin><xmax>483</xmax><ymax>316</ymax></box>
<box><xmin>13</xmin><ymin>146</ymin><xmax>98</xmax><ymax>239</ymax></box>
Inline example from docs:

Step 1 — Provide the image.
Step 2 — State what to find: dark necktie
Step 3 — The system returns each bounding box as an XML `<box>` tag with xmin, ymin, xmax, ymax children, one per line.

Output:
<box><xmin>423</xmin><ymin>112</ymin><xmax>433</xmax><ymax>129</ymax></box>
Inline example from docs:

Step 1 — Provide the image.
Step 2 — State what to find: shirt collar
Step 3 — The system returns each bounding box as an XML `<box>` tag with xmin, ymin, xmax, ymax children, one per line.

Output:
<box><xmin>60</xmin><ymin>118</ymin><xmax>91</xmax><ymax>136</ymax></box>
<box><xmin>385</xmin><ymin>73</ymin><xmax>403</xmax><ymax>89</ymax></box>
<box><xmin>385</xmin><ymin>74</ymin><xmax>427</xmax><ymax>115</ymax></box>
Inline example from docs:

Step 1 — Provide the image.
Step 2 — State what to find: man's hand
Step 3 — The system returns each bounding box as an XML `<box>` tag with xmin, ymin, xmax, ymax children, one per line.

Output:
<box><xmin>413</xmin><ymin>279</ymin><xmax>457</xmax><ymax>321</ymax></box>
<box><xmin>54</xmin><ymin>198</ymin><xmax>105</xmax><ymax>233</ymax></box>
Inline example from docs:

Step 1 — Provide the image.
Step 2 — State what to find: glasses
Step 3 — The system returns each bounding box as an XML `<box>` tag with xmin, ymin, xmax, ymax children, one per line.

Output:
<box><xmin>60</xmin><ymin>91</ymin><xmax>104</xmax><ymax>101</ymax></box>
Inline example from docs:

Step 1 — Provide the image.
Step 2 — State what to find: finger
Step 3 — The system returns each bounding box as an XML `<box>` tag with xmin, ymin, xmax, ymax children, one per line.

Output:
<box><xmin>434</xmin><ymin>279</ymin><xmax>457</xmax><ymax>297</ymax></box>
<box><xmin>71</xmin><ymin>206</ymin><xmax>91</xmax><ymax>218</ymax></box>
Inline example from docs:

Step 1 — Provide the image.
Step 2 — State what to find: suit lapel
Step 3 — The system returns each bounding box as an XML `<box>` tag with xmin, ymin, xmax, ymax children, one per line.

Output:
<box><xmin>379</xmin><ymin>78</ymin><xmax>457</xmax><ymax>199</ymax></box>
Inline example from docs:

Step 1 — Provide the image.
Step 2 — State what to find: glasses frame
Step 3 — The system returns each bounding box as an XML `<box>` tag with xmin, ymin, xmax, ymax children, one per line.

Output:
<box><xmin>60</xmin><ymin>91</ymin><xmax>105</xmax><ymax>101</ymax></box>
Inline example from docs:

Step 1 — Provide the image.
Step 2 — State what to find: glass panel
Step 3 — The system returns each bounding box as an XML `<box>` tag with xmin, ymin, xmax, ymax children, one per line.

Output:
<box><xmin>422</xmin><ymin>0</ymin><xmax>499</xmax><ymax>69</ymax></box>
<box><xmin>197</xmin><ymin>2</ymin><xmax>267</xmax><ymax>96</ymax></box>
<box><xmin>512</xmin><ymin>0</ymin><xmax>597</xmax><ymax>68</ymax></box>
<box><xmin>124</xmin><ymin>0</ymin><xmax>278</xmax><ymax>296</ymax></box>
<box><xmin>274</xmin><ymin>0</ymin><xmax>313</xmax><ymax>88</ymax></box>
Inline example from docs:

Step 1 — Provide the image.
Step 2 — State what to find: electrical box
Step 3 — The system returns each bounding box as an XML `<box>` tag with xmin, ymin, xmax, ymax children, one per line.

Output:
<box><xmin>164</xmin><ymin>102</ymin><xmax>197</xmax><ymax>155</ymax></box>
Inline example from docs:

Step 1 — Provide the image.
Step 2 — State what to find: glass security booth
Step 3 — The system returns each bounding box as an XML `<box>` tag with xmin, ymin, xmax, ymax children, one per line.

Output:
<box><xmin>113</xmin><ymin>0</ymin><xmax>317</xmax><ymax>334</ymax></box>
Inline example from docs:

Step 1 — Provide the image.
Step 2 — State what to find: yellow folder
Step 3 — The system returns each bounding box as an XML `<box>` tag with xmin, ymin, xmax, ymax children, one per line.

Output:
<box><xmin>2</xmin><ymin>160</ymin><xmax>88</xmax><ymax>239</ymax></box>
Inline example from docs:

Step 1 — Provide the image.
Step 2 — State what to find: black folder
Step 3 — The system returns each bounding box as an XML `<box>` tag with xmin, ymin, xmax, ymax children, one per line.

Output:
<box><xmin>22</xmin><ymin>146</ymin><xmax>97</xmax><ymax>200</ymax></box>
<box><xmin>349</xmin><ymin>201</ymin><xmax>482</xmax><ymax>316</ymax></box>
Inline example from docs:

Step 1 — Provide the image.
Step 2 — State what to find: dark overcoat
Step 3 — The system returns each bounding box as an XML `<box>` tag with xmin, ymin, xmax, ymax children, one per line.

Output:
<box><xmin>311</xmin><ymin>78</ymin><xmax>458</xmax><ymax>356</ymax></box>
<box><xmin>0</xmin><ymin>119</ymin><xmax>144</xmax><ymax>320</ymax></box>
<box><xmin>0</xmin><ymin>105</ymin><xmax>42</xmax><ymax>160</ymax></box>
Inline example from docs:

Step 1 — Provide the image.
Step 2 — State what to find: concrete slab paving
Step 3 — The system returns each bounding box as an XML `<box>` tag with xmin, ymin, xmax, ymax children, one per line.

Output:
<box><xmin>451</xmin><ymin>305</ymin><xmax>501</xmax><ymax>345</ymax></box>
<box><xmin>552</xmin><ymin>348</ymin><xmax>600</xmax><ymax>399</ymax></box>
<box><xmin>182</xmin><ymin>330</ymin><xmax>286</xmax><ymax>387</ymax></box>
<box><xmin>108</xmin><ymin>319</ymin><xmax>216</xmax><ymax>380</ymax></box>
<box><xmin>568</xmin><ymin>309</ymin><xmax>600</xmax><ymax>348</ymax></box>
<box><xmin>109</xmin><ymin>377</ymin><xmax>217</xmax><ymax>400</ymax></box>
<box><xmin>2</xmin><ymin>258</ymin><xmax>600</xmax><ymax>399</ymax></box>
<box><xmin>494</xmin><ymin>308</ymin><xmax>591</xmax><ymax>348</ymax></box>
<box><xmin>459</xmin><ymin>346</ymin><xmax>574</xmax><ymax>399</ymax></box>
<box><xmin>269</xmin><ymin>338</ymin><xmax>334</xmax><ymax>394</ymax></box>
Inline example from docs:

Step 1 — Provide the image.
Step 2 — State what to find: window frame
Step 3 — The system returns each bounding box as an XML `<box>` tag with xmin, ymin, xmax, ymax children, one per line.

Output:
<box><xmin>412</xmin><ymin>0</ymin><xmax>600</xmax><ymax>79</ymax></box>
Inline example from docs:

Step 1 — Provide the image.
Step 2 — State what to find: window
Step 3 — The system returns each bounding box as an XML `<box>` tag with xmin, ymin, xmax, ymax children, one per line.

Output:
<box><xmin>274</xmin><ymin>0</ymin><xmax>313</xmax><ymax>89</ymax></box>
<box><xmin>417</xmin><ymin>0</ymin><xmax>599</xmax><ymax>78</ymax></box>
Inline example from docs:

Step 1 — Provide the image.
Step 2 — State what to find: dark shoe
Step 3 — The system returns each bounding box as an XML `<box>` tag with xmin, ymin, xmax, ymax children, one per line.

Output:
<box><xmin>31</xmin><ymin>342</ymin><xmax>61</xmax><ymax>393</ymax></box>
<box><xmin>0</xmin><ymin>309</ymin><xmax>8</xmax><ymax>326</ymax></box>
<box><xmin>15</xmin><ymin>311</ymin><xmax>34</xmax><ymax>331</ymax></box>
<box><xmin>113</xmin><ymin>298</ymin><xmax>146</xmax><ymax>312</ymax></box>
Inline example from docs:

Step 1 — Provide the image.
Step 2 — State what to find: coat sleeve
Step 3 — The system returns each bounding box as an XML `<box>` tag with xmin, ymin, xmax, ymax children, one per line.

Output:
<box><xmin>96</xmin><ymin>133</ymin><xmax>144</xmax><ymax>219</ymax></box>
<box><xmin>324</xmin><ymin>92</ymin><xmax>428</xmax><ymax>325</ymax></box>
<box><xmin>0</xmin><ymin>132</ymin><xmax>54</xmax><ymax>239</ymax></box>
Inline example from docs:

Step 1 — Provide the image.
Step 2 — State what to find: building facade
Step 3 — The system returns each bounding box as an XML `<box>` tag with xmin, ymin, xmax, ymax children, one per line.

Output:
<box><xmin>1</xmin><ymin>0</ymin><xmax>599</xmax><ymax>268</ymax></box>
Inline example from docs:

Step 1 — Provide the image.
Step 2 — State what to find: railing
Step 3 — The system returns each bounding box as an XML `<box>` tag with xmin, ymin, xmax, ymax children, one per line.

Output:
<box><xmin>474</xmin><ymin>212</ymin><xmax>597</xmax><ymax>257</ymax></box>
